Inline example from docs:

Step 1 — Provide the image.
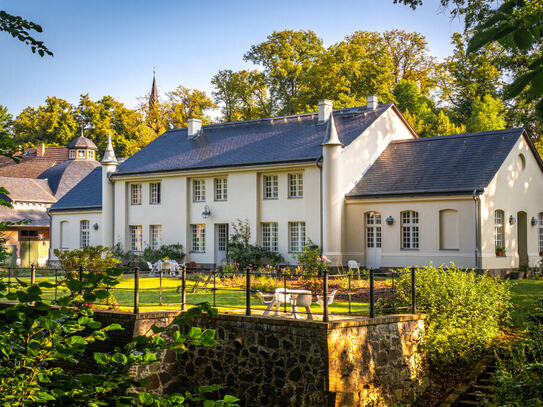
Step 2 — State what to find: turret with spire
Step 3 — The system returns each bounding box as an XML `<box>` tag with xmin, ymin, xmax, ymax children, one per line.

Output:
<box><xmin>101</xmin><ymin>131</ymin><xmax>118</xmax><ymax>247</ymax></box>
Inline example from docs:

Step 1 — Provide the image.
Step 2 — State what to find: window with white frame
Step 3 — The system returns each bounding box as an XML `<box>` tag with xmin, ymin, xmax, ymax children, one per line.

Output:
<box><xmin>217</xmin><ymin>224</ymin><xmax>228</xmax><ymax>251</ymax></box>
<box><xmin>150</xmin><ymin>182</ymin><xmax>161</xmax><ymax>204</ymax></box>
<box><xmin>538</xmin><ymin>213</ymin><xmax>543</xmax><ymax>254</ymax></box>
<box><xmin>130</xmin><ymin>184</ymin><xmax>142</xmax><ymax>205</ymax></box>
<box><xmin>262</xmin><ymin>222</ymin><xmax>278</xmax><ymax>252</ymax></box>
<box><xmin>191</xmin><ymin>224</ymin><xmax>206</xmax><ymax>252</ymax></box>
<box><xmin>80</xmin><ymin>220</ymin><xmax>89</xmax><ymax>248</ymax></box>
<box><xmin>401</xmin><ymin>211</ymin><xmax>419</xmax><ymax>249</ymax></box>
<box><xmin>289</xmin><ymin>222</ymin><xmax>306</xmax><ymax>252</ymax></box>
<box><xmin>214</xmin><ymin>178</ymin><xmax>227</xmax><ymax>201</ymax></box>
<box><xmin>365</xmin><ymin>212</ymin><xmax>382</xmax><ymax>248</ymax></box>
<box><xmin>288</xmin><ymin>173</ymin><xmax>303</xmax><ymax>198</ymax></box>
<box><xmin>87</xmin><ymin>150</ymin><xmax>95</xmax><ymax>160</ymax></box>
<box><xmin>77</xmin><ymin>149</ymin><xmax>85</xmax><ymax>158</ymax></box>
<box><xmin>263</xmin><ymin>175</ymin><xmax>278</xmax><ymax>199</ymax></box>
<box><xmin>129</xmin><ymin>225</ymin><xmax>143</xmax><ymax>251</ymax></box>
<box><xmin>149</xmin><ymin>225</ymin><xmax>162</xmax><ymax>250</ymax></box>
<box><xmin>68</xmin><ymin>150</ymin><xmax>76</xmax><ymax>159</ymax></box>
<box><xmin>495</xmin><ymin>210</ymin><xmax>504</xmax><ymax>250</ymax></box>
<box><xmin>192</xmin><ymin>180</ymin><xmax>206</xmax><ymax>202</ymax></box>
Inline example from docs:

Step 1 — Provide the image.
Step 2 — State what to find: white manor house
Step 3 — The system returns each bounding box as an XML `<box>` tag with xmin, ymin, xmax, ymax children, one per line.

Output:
<box><xmin>49</xmin><ymin>96</ymin><xmax>543</xmax><ymax>271</ymax></box>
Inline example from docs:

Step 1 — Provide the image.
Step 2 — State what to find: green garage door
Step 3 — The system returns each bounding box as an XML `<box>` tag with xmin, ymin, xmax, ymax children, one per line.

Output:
<box><xmin>19</xmin><ymin>240</ymin><xmax>39</xmax><ymax>268</ymax></box>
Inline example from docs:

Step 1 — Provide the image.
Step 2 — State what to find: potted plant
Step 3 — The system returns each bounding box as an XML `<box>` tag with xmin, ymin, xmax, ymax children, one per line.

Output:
<box><xmin>496</xmin><ymin>246</ymin><xmax>506</xmax><ymax>257</ymax></box>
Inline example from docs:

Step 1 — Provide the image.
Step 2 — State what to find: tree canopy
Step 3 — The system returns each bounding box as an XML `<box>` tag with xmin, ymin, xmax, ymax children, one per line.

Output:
<box><xmin>0</xmin><ymin>10</ymin><xmax>52</xmax><ymax>56</ymax></box>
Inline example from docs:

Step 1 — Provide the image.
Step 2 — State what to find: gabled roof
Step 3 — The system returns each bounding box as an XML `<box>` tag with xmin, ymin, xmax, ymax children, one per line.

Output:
<box><xmin>114</xmin><ymin>104</ymin><xmax>393</xmax><ymax>176</ymax></box>
<box><xmin>346</xmin><ymin>128</ymin><xmax>528</xmax><ymax>199</ymax></box>
<box><xmin>49</xmin><ymin>167</ymin><xmax>102</xmax><ymax>212</ymax></box>
<box><xmin>38</xmin><ymin>159</ymin><xmax>100</xmax><ymax>199</ymax></box>
<box><xmin>0</xmin><ymin>177</ymin><xmax>56</xmax><ymax>203</ymax></box>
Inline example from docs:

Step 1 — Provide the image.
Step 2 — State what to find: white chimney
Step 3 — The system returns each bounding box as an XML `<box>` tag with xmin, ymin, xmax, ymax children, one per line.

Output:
<box><xmin>367</xmin><ymin>95</ymin><xmax>378</xmax><ymax>110</ymax></box>
<box><xmin>188</xmin><ymin>118</ymin><xmax>202</xmax><ymax>138</ymax></box>
<box><xmin>318</xmin><ymin>99</ymin><xmax>333</xmax><ymax>123</ymax></box>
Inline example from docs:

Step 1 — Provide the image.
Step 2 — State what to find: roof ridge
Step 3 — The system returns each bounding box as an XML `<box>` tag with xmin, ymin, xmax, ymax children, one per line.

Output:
<box><xmin>30</xmin><ymin>178</ymin><xmax>55</xmax><ymax>200</ymax></box>
<box><xmin>390</xmin><ymin>128</ymin><xmax>524</xmax><ymax>144</ymax></box>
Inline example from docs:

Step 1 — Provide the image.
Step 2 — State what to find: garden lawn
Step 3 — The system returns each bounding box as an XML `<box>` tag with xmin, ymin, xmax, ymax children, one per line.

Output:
<box><xmin>510</xmin><ymin>277</ymin><xmax>543</xmax><ymax>328</ymax></box>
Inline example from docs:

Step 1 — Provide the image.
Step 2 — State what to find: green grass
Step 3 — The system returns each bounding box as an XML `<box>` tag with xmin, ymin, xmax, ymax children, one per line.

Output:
<box><xmin>510</xmin><ymin>277</ymin><xmax>543</xmax><ymax>328</ymax></box>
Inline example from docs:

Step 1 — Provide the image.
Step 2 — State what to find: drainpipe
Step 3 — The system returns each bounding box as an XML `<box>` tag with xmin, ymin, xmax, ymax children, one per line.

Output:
<box><xmin>472</xmin><ymin>189</ymin><xmax>481</xmax><ymax>269</ymax></box>
<box><xmin>316</xmin><ymin>156</ymin><xmax>323</xmax><ymax>254</ymax></box>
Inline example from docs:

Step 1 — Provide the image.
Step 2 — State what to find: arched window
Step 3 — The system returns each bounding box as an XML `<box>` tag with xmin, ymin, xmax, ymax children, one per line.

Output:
<box><xmin>494</xmin><ymin>210</ymin><xmax>505</xmax><ymax>250</ymax></box>
<box><xmin>439</xmin><ymin>209</ymin><xmax>459</xmax><ymax>250</ymax></box>
<box><xmin>60</xmin><ymin>221</ymin><xmax>68</xmax><ymax>249</ymax></box>
<box><xmin>538</xmin><ymin>212</ymin><xmax>543</xmax><ymax>254</ymax></box>
<box><xmin>401</xmin><ymin>211</ymin><xmax>419</xmax><ymax>249</ymax></box>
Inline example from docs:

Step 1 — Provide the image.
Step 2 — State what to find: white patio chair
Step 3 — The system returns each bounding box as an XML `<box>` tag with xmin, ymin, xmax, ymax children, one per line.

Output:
<box><xmin>291</xmin><ymin>293</ymin><xmax>313</xmax><ymax>320</ymax></box>
<box><xmin>147</xmin><ymin>261</ymin><xmax>156</xmax><ymax>277</ymax></box>
<box><xmin>257</xmin><ymin>290</ymin><xmax>276</xmax><ymax>316</ymax></box>
<box><xmin>316</xmin><ymin>289</ymin><xmax>338</xmax><ymax>312</ymax></box>
<box><xmin>348</xmin><ymin>260</ymin><xmax>360</xmax><ymax>276</ymax></box>
<box><xmin>161</xmin><ymin>261</ymin><xmax>174</xmax><ymax>276</ymax></box>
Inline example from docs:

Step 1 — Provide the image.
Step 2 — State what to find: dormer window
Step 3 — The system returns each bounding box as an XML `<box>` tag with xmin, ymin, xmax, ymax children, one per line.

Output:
<box><xmin>87</xmin><ymin>150</ymin><xmax>95</xmax><ymax>160</ymax></box>
<box><xmin>77</xmin><ymin>149</ymin><xmax>86</xmax><ymax>158</ymax></box>
<box><xmin>69</xmin><ymin>150</ymin><xmax>76</xmax><ymax>159</ymax></box>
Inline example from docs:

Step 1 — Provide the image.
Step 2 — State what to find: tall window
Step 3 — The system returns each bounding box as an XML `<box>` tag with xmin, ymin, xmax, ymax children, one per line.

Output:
<box><xmin>289</xmin><ymin>222</ymin><xmax>306</xmax><ymax>252</ymax></box>
<box><xmin>214</xmin><ymin>178</ymin><xmax>228</xmax><ymax>201</ymax></box>
<box><xmin>149</xmin><ymin>225</ymin><xmax>162</xmax><ymax>250</ymax></box>
<box><xmin>77</xmin><ymin>149</ymin><xmax>85</xmax><ymax>158</ymax></box>
<box><xmin>365</xmin><ymin>212</ymin><xmax>382</xmax><ymax>248</ymax></box>
<box><xmin>193</xmin><ymin>180</ymin><xmax>205</xmax><ymax>202</ymax></box>
<box><xmin>401</xmin><ymin>211</ymin><xmax>419</xmax><ymax>249</ymax></box>
<box><xmin>150</xmin><ymin>182</ymin><xmax>161</xmax><ymax>204</ymax></box>
<box><xmin>262</xmin><ymin>222</ymin><xmax>278</xmax><ymax>252</ymax></box>
<box><xmin>217</xmin><ymin>224</ymin><xmax>228</xmax><ymax>251</ymax></box>
<box><xmin>191</xmin><ymin>224</ymin><xmax>206</xmax><ymax>252</ymax></box>
<box><xmin>68</xmin><ymin>150</ymin><xmax>76</xmax><ymax>159</ymax></box>
<box><xmin>87</xmin><ymin>150</ymin><xmax>95</xmax><ymax>160</ymax></box>
<box><xmin>538</xmin><ymin>213</ymin><xmax>543</xmax><ymax>254</ymax></box>
<box><xmin>131</xmin><ymin>184</ymin><xmax>142</xmax><ymax>205</ymax></box>
<box><xmin>288</xmin><ymin>173</ymin><xmax>303</xmax><ymax>198</ymax></box>
<box><xmin>80</xmin><ymin>220</ymin><xmax>89</xmax><ymax>249</ymax></box>
<box><xmin>263</xmin><ymin>175</ymin><xmax>278</xmax><ymax>199</ymax></box>
<box><xmin>494</xmin><ymin>210</ymin><xmax>504</xmax><ymax>250</ymax></box>
<box><xmin>129</xmin><ymin>225</ymin><xmax>143</xmax><ymax>251</ymax></box>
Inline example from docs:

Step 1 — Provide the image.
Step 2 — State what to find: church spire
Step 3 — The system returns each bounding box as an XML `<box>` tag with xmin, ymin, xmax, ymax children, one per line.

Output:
<box><xmin>149</xmin><ymin>68</ymin><xmax>159</xmax><ymax>110</ymax></box>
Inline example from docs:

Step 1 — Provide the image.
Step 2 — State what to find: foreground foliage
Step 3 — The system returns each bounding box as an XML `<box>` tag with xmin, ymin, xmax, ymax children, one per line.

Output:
<box><xmin>382</xmin><ymin>265</ymin><xmax>512</xmax><ymax>370</ymax></box>
<box><xmin>0</xmin><ymin>267</ymin><xmax>238</xmax><ymax>406</ymax></box>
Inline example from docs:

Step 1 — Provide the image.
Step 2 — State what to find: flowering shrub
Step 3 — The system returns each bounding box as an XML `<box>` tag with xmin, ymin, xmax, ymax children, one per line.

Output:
<box><xmin>295</xmin><ymin>241</ymin><xmax>330</xmax><ymax>276</ymax></box>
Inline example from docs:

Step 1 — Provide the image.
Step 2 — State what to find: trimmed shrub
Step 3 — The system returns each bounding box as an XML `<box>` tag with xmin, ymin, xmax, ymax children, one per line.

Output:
<box><xmin>381</xmin><ymin>264</ymin><xmax>512</xmax><ymax>369</ymax></box>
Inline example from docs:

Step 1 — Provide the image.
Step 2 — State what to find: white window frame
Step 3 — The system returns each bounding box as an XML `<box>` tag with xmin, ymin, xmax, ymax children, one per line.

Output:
<box><xmin>68</xmin><ymin>150</ymin><xmax>76</xmax><ymax>159</ymax></box>
<box><xmin>77</xmin><ymin>149</ymin><xmax>86</xmax><ymax>158</ymax></box>
<box><xmin>193</xmin><ymin>180</ymin><xmax>206</xmax><ymax>202</ymax></box>
<box><xmin>289</xmin><ymin>221</ymin><xmax>306</xmax><ymax>253</ymax></box>
<box><xmin>80</xmin><ymin>220</ymin><xmax>89</xmax><ymax>249</ymax></box>
<box><xmin>495</xmin><ymin>210</ymin><xmax>504</xmax><ymax>251</ymax></box>
<box><xmin>539</xmin><ymin>213</ymin><xmax>543</xmax><ymax>254</ymax></box>
<box><xmin>191</xmin><ymin>224</ymin><xmax>206</xmax><ymax>252</ymax></box>
<box><xmin>263</xmin><ymin>175</ymin><xmax>279</xmax><ymax>199</ymax></box>
<box><xmin>217</xmin><ymin>224</ymin><xmax>228</xmax><ymax>251</ymax></box>
<box><xmin>365</xmin><ymin>212</ymin><xmax>382</xmax><ymax>249</ymax></box>
<box><xmin>214</xmin><ymin>178</ymin><xmax>228</xmax><ymax>201</ymax></box>
<box><xmin>150</xmin><ymin>182</ymin><xmax>161</xmax><ymax>205</ymax></box>
<box><xmin>131</xmin><ymin>184</ymin><xmax>142</xmax><ymax>205</ymax></box>
<box><xmin>87</xmin><ymin>150</ymin><xmax>95</xmax><ymax>160</ymax></box>
<box><xmin>129</xmin><ymin>225</ymin><xmax>143</xmax><ymax>252</ymax></box>
<box><xmin>288</xmin><ymin>173</ymin><xmax>303</xmax><ymax>198</ymax></box>
<box><xmin>262</xmin><ymin>222</ymin><xmax>278</xmax><ymax>252</ymax></box>
<box><xmin>149</xmin><ymin>224</ymin><xmax>162</xmax><ymax>250</ymax></box>
<box><xmin>401</xmin><ymin>211</ymin><xmax>419</xmax><ymax>250</ymax></box>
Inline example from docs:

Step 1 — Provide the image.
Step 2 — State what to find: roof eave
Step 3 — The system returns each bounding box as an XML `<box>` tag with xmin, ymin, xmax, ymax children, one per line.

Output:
<box><xmin>48</xmin><ymin>205</ymin><xmax>102</xmax><ymax>213</ymax></box>
<box><xmin>345</xmin><ymin>188</ymin><xmax>485</xmax><ymax>200</ymax></box>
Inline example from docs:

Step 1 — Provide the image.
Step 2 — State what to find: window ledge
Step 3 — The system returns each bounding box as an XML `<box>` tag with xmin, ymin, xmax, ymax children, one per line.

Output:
<box><xmin>287</xmin><ymin>196</ymin><xmax>303</xmax><ymax>199</ymax></box>
<box><xmin>439</xmin><ymin>248</ymin><xmax>460</xmax><ymax>251</ymax></box>
<box><xmin>400</xmin><ymin>248</ymin><xmax>420</xmax><ymax>251</ymax></box>
<box><xmin>263</xmin><ymin>197</ymin><xmax>279</xmax><ymax>200</ymax></box>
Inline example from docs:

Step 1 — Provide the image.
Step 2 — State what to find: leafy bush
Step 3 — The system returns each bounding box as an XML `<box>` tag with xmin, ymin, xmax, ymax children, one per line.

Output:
<box><xmin>381</xmin><ymin>265</ymin><xmax>512</xmax><ymax>370</ymax></box>
<box><xmin>226</xmin><ymin>219</ymin><xmax>283</xmax><ymax>270</ymax></box>
<box><xmin>295</xmin><ymin>240</ymin><xmax>329</xmax><ymax>276</ymax></box>
<box><xmin>142</xmin><ymin>243</ymin><xmax>186</xmax><ymax>264</ymax></box>
<box><xmin>54</xmin><ymin>245</ymin><xmax>120</xmax><ymax>276</ymax></box>
<box><xmin>492</xmin><ymin>298</ymin><xmax>543</xmax><ymax>406</ymax></box>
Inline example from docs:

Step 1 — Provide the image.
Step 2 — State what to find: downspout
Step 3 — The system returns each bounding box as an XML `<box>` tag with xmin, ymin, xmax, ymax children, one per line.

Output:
<box><xmin>316</xmin><ymin>156</ymin><xmax>323</xmax><ymax>254</ymax></box>
<box><xmin>46</xmin><ymin>209</ymin><xmax>52</xmax><ymax>265</ymax></box>
<box><xmin>472</xmin><ymin>189</ymin><xmax>481</xmax><ymax>269</ymax></box>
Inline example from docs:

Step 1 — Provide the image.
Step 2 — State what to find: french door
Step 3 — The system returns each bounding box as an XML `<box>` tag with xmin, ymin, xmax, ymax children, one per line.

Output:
<box><xmin>365</xmin><ymin>212</ymin><xmax>382</xmax><ymax>269</ymax></box>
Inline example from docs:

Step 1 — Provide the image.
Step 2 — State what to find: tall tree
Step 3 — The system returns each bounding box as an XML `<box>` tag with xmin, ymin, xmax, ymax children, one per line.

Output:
<box><xmin>0</xmin><ymin>106</ymin><xmax>12</xmax><ymax>134</ymax></box>
<box><xmin>0</xmin><ymin>10</ymin><xmax>52</xmax><ymax>56</ymax></box>
<box><xmin>466</xmin><ymin>94</ymin><xmax>507</xmax><ymax>132</ymax></box>
<box><xmin>165</xmin><ymin>86</ymin><xmax>217</xmax><ymax>128</ymax></box>
<box><xmin>244</xmin><ymin>30</ymin><xmax>324</xmax><ymax>115</ymax></box>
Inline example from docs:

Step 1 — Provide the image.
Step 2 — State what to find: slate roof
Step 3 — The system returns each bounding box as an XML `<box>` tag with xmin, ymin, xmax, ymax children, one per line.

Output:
<box><xmin>114</xmin><ymin>104</ymin><xmax>394</xmax><ymax>176</ymax></box>
<box><xmin>48</xmin><ymin>167</ymin><xmax>102</xmax><ymax>212</ymax></box>
<box><xmin>0</xmin><ymin>177</ymin><xmax>56</xmax><ymax>203</ymax></box>
<box><xmin>37</xmin><ymin>160</ymin><xmax>100</xmax><ymax>199</ymax></box>
<box><xmin>67</xmin><ymin>135</ymin><xmax>97</xmax><ymax>149</ymax></box>
<box><xmin>346</xmin><ymin>128</ymin><xmax>529</xmax><ymax>199</ymax></box>
<box><xmin>0</xmin><ymin>207</ymin><xmax>49</xmax><ymax>227</ymax></box>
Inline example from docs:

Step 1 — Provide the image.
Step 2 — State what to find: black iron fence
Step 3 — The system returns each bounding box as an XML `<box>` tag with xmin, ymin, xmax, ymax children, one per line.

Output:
<box><xmin>0</xmin><ymin>264</ymin><xmax>418</xmax><ymax>321</ymax></box>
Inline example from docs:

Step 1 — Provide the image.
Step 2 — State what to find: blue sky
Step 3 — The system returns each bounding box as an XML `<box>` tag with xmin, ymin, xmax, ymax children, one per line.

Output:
<box><xmin>2</xmin><ymin>1</ymin><xmax>463</xmax><ymax>116</ymax></box>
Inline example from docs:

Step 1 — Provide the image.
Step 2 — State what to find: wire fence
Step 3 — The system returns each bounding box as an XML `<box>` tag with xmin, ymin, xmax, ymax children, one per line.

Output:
<box><xmin>0</xmin><ymin>264</ymin><xmax>418</xmax><ymax>321</ymax></box>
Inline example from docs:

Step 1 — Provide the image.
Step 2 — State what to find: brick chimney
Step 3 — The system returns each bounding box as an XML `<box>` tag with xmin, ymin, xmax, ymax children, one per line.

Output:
<box><xmin>36</xmin><ymin>143</ymin><xmax>45</xmax><ymax>157</ymax></box>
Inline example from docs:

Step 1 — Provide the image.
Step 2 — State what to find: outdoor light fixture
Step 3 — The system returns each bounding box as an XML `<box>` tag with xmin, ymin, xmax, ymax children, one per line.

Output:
<box><xmin>386</xmin><ymin>216</ymin><xmax>394</xmax><ymax>225</ymax></box>
<box><xmin>509</xmin><ymin>215</ymin><xmax>516</xmax><ymax>225</ymax></box>
<box><xmin>201</xmin><ymin>205</ymin><xmax>211</xmax><ymax>219</ymax></box>
<box><xmin>531</xmin><ymin>217</ymin><xmax>538</xmax><ymax>227</ymax></box>
<box><xmin>93</xmin><ymin>223</ymin><xmax>99</xmax><ymax>230</ymax></box>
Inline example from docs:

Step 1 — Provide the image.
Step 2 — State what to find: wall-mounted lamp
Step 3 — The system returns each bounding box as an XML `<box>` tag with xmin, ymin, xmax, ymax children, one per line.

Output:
<box><xmin>531</xmin><ymin>217</ymin><xmax>538</xmax><ymax>227</ymax></box>
<box><xmin>201</xmin><ymin>205</ymin><xmax>211</xmax><ymax>219</ymax></box>
<box><xmin>385</xmin><ymin>216</ymin><xmax>394</xmax><ymax>225</ymax></box>
<box><xmin>93</xmin><ymin>223</ymin><xmax>99</xmax><ymax>230</ymax></box>
<box><xmin>509</xmin><ymin>215</ymin><xmax>516</xmax><ymax>225</ymax></box>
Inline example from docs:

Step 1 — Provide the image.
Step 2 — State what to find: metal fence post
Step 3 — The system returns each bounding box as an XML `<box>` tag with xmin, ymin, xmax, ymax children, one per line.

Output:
<box><xmin>30</xmin><ymin>264</ymin><xmax>36</xmax><ymax>285</ymax></box>
<box><xmin>78</xmin><ymin>264</ymin><xmax>83</xmax><ymax>295</ymax></box>
<box><xmin>369</xmin><ymin>268</ymin><xmax>375</xmax><ymax>318</ymax></box>
<box><xmin>323</xmin><ymin>268</ymin><xmax>329</xmax><ymax>322</ymax></box>
<box><xmin>159</xmin><ymin>269</ymin><xmax>163</xmax><ymax>306</ymax></box>
<box><xmin>181</xmin><ymin>265</ymin><xmax>187</xmax><ymax>311</ymax></box>
<box><xmin>283</xmin><ymin>269</ymin><xmax>287</xmax><ymax>314</ymax></box>
<box><xmin>348</xmin><ymin>272</ymin><xmax>352</xmax><ymax>314</ymax></box>
<box><xmin>411</xmin><ymin>266</ymin><xmax>416</xmax><ymax>314</ymax></box>
<box><xmin>7</xmin><ymin>267</ymin><xmax>10</xmax><ymax>293</ymax></box>
<box><xmin>54</xmin><ymin>268</ymin><xmax>58</xmax><ymax>301</ymax></box>
<box><xmin>245</xmin><ymin>266</ymin><xmax>251</xmax><ymax>316</ymax></box>
<box><xmin>212</xmin><ymin>269</ymin><xmax>216</xmax><ymax>307</ymax></box>
<box><xmin>134</xmin><ymin>267</ymin><xmax>140</xmax><ymax>314</ymax></box>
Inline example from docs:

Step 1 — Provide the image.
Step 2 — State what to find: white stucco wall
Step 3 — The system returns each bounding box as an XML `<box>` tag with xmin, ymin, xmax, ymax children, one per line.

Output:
<box><xmin>480</xmin><ymin>134</ymin><xmax>543</xmax><ymax>269</ymax></box>
<box><xmin>49</xmin><ymin>210</ymin><xmax>103</xmax><ymax>258</ymax></box>
<box><xmin>344</xmin><ymin>196</ymin><xmax>477</xmax><ymax>269</ymax></box>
